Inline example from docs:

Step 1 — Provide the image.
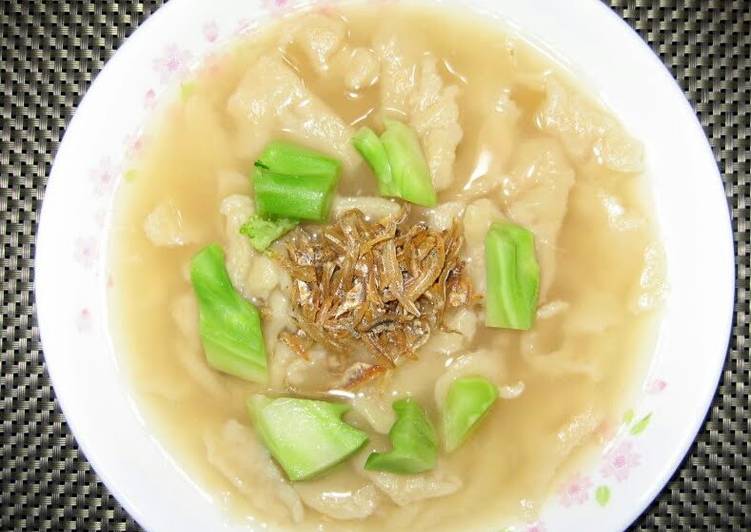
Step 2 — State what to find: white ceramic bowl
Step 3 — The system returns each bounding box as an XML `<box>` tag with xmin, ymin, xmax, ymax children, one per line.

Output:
<box><xmin>35</xmin><ymin>0</ymin><xmax>735</xmax><ymax>530</ymax></box>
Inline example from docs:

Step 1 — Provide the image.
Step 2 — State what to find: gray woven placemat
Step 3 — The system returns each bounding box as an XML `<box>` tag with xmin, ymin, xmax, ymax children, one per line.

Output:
<box><xmin>1</xmin><ymin>1</ymin><xmax>748</xmax><ymax>530</ymax></box>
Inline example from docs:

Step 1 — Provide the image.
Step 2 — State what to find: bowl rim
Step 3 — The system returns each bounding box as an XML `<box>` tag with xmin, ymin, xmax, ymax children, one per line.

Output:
<box><xmin>35</xmin><ymin>1</ymin><xmax>183</xmax><ymax>528</ymax></box>
<box><xmin>592</xmin><ymin>3</ymin><xmax>735</xmax><ymax>528</ymax></box>
<box><xmin>34</xmin><ymin>0</ymin><xmax>735</xmax><ymax>530</ymax></box>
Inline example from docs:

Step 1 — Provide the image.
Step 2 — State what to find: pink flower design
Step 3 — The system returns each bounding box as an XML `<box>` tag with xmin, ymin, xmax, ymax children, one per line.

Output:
<box><xmin>152</xmin><ymin>44</ymin><xmax>192</xmax><ymax>82</ymax></box>
<box><xmin>646</xmin><ymin>378</ymin><xmax>667</xmax><ymax>394</ymax></box>
<box><xmin>527</xmin><ymin>522</ymin><xmax>546</xmax><ymax>532</ymax></box>
<box><xmin>558</xmin><ymin>473</ymin><xmax>593</xmax><ymax>507</ymax></box>
<box><xmin>144</xmin><ymin>89</ymin><xmax>157</xmax><ymax>109</ymax></box>
<box><xmin>601</xmin><ymin>441</ymin><xmax>641</xmax><ymax>482</ymax></box>
<box><xmin>125</xmin><ymin>131</ymin><xmax>144</xmax><ymax>159</ymax></box>
<box><xmin>261</xmin><ymin>0</ymin><xmax>288</xmax><ymax>13</ymax></box>
<box><xmin>202</xmin><ymin>20</ymin><xmax>219</xmax><ymax>42</ymax></box>
<box><xmin>76</xmin><ymin>308</ymin><xmax>93</xmax><ymax>333</ymax></box>
<box><xmin>234</xmin><ymin>18</ymin><xmax>252</xmax><ymax>36</ymax></box>
<box><xmin>90</xmin><ymin>158</ymin><xmax>117</xmax><ymax>196</ymax></box>
<box><xmin>74</xmin><ymin>237</ymin><xmax>99</xmax><ymax>269</ymax></box>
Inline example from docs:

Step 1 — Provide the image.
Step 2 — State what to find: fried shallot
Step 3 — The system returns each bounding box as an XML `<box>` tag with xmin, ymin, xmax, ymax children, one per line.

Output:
<box><xmin>279</xmin><ymin>209</ymin><xmax>471</xmax><ymax>387</ymax></box>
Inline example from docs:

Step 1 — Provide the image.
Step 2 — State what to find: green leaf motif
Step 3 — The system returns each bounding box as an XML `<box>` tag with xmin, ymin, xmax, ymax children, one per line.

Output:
<box><xmin>124</xmin><ymin>168</ymin><xmax>138</xmax><ymax>182</ymax></box>
<box><xmin>622</xmin><ymin>408</ymin><xmax>635</xmax><ymax>424</ymax></box>
<box><xmin>629</xmin><ymin>413</ymin><xmax>652</xmax><ymax>435</ymax></box>
<box><xmin>595</xmin><ymin>485</ymin><xmax>611</xmax><ymax>507</ymax></box>
<box><xmin>181</xmin><ymin>81</ymin><xmax>196</xmax><ymax>101</ymax></box>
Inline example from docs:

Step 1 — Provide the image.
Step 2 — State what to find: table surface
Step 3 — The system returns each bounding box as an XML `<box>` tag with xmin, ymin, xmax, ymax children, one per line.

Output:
<box><xmin>1</xmin><ymin>1</ymin><xmax>749</xmax><ymax>530</ymax></box>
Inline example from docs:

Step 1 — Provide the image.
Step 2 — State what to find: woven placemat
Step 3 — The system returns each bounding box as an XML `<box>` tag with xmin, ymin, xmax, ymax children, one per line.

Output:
<box><xmin>1</xmin><ymin>1</ymin><xmax>749</xmax><ymax>530</ymax></box>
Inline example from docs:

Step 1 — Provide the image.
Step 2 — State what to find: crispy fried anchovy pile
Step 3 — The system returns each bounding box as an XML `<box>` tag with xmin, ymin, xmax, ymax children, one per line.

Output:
<box><xmin>280</xmin><ymin>209</ymin><xmax>471</xmax><ymax>387</ymax></box>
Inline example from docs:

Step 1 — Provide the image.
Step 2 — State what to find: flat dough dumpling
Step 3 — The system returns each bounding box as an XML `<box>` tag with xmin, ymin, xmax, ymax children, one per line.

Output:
<box><xmin>170</xmin><ymin>291</ymin><xmax>199</xmax><ymax>347</ymax></box>
<box><xmin>555</xmin><ymin>408</ymin><xmax>602</xmax><ymax>458</ymax></box>
<box><xmin>246</xmin><ymin>254</ymin><xmax>284</xmax><ymax>302</ymax></box>
<box><xmin>519</xmin><ymin>288</ymin><xmax>618</xmax><ymax>382</ymax></box>
<box><xmin>628</xmin><ymin>242</ymin><xmax>667</xmax><ymax>314</ymax></box>
<box><xmin>474</xmin><ymin>89</ymin><xmax>521</xmax><ymax>179</ymax></box>
<box><xmin>204</xmin><ymin>420</ymin><xmax>304</xmax><ymax>524</ymax></box>
<box><xmin>463</xmin><ymin>198</ymin><xmax>505</xmax><ymax>293</ymax></box>
<box><xmin>458</xmin><ymin>90</ymin><xmax>520</xmax><ymax>203</ymax></box>
<box><xmin>285</xmin><ymin>346</ymin><xmax>339</xmax><ymax>392</ymax></box>
<box><xmin>332</xmin><ymin>196</ymin><xmax>402</xmax><ymax>220</ymax></box>
<box><xmin>219</xmin><ymin>195</ymin><xmax>255</xmax><ymax>297</ymax></box>
<box><xmin>520</xmin><ymin>332</ymin><xmax>604</xmax><ymax>381</ymax></box>
<box><xmin>355</xmin><ymin>451</ymin><xmax>462</xmax><ymax>507</ymax></box>
<box><xmin>227</xmin><ymin>54</ymin><xmax>359</xmax><ymax>169</ymax></box>
<box><xmin>286</xmin><ymin>13</ymin><xmax>347</xmax><ymax>74</ymax></box>
<box><xmin>293</xmin><ymin>468</ymin><xmax>380</xmax><ymax>520</ymax></box>
<box><xmin>536</xmin><ymin>77</ymin><xmax>643</xmax><ymax>173</ymax></box>
<box><xmin>295</xmin><ymin>483</ymin><xmax>379</xmax><ymax>521</ymax></box>
<box><xmin>143</xmin><ymin>201</ymin><xmax>198</xmax><ymax>247</ymax></box>
<box><xmin>365</xmin><ymin>467</ymin><xmax>462</xmax><ymax>507</ymax></box>
<box><xmin>444</xmin><ymin>307</ymin><xmax>478</xmax><ymax>344</ymax></box>
<box><xmin>350</xmin><ymin>390</ymin><xmax>396</xmax><ymax>434</ymax></box>
<box><xmin>264</xmin><ymin>289</ymin><xmax>294</xmax><ymax>359</ymax></box>
<box><xmin>425</xmin><ymin>200</ymin><xmax>465</xmax><ymax>232</ymax></box>
<box><xmin>269</xmin><ymin>342</ymin><xmax>298</xmax><ymax>391</ymax></box>
<box><xmin>504</xmin><ymin>138</ymin><xmax>575</xmax><ymax>299</ymax></box>
<box><xmin>373</xmin><ymin>30</ymin><xmax>463</xmax><ymax>191</ymax></box>
<box><xmin>282</xmin><ymin>14</ymin><xmax>379</xmax><ymax>92</ymax></box>
<box><xmin>227</xmin><ymin>55</ymin><xmax>304</xmax><ymax>157</ymax></box>
<box><xmin>342</xmin><ymin>47</ymin><xmax>380</xmax><ymax>91</ymax></box>
<box><xmin>409</xmin><ymin>58</ymin><xmax>463</xmax><ymax>190</ymax></box>
<box><xmin>372</xmin><ymin>29</ymin><xmax>420</xmax><ymax>113</ymax></box>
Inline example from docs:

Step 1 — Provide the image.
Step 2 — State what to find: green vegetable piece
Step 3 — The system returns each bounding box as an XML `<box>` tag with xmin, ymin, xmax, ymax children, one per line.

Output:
<box><xmin>365</xmin><ymin>398</ymin><xmax>437</xmax><ymax>474</ymax></box>
<box><xmin>352</xmin><ymin>126</ymin><xmax>395</xmax><ymax>195</ymax></box>
<box><xmin>256</xmin><ymin>140</ymin><xmax>341</xmax><ymax>178</ymax></box>
<box><xmin>248</xmin><ymin>395</ymin><xmax>369</xmax><ymax>481</ymax></box>
<box><xmin>180</xmin><ymin>81</ymin><xmax>196</xmax><ymax>101</ymax></box>
<box><xmin>442</xmin><ymin>377</ymin><xmax>499</xmax><ymax>452</ymax></box>
<box><xmin>254</xmin><ymin>168</ymin><xmax>339</xmax><ymax>221</ymax></box>
<box><xmin>380</xmin><ymin>119</ymin><xmax>437</xmax><ymax>207</ymax></box>
<box><xmin>484</xmin><ymin>222</ymin><xmax>540</xmax><ymax>330</ymax></box>
<box><xmin>240</xmin><ymin>214</ymin><xmax>298</xmax><ymax>251</ymax></box>
<box><xmin>595</xmin><ymin>485</ymin><xmax>611</xmax><ymax>506</ymax></box>
<box><xmin>253</xmin><ymin>141</ymin><xmax>341</xmax><ymax>221</ymax></box>
<box><xmin>629</xmin><ymin>413</ymin><xmax>652</xmax><ymax>435</ymax></box>
<box><xmin>191</xmin><ymin>244</ymin><xmax>267</xmax><ymax>382</ymax></box>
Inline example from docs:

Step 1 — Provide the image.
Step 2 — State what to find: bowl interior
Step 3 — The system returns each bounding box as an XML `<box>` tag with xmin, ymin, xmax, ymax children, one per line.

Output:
<box><xmin>35</xmin><ymin>0</ymin><xmax>734</xmax><ymax>530</ymax></box>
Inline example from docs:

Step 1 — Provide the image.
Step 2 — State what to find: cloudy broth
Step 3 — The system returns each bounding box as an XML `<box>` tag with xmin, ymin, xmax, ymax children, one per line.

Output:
<box><xmin>112</xmin><ymin>5</ymin><xmax>664</xmax><ymax>530</ymax></box>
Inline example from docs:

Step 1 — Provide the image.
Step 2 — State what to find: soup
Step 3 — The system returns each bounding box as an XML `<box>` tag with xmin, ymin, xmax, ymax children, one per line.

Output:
<box><xmin>112</xmin><ymin>5</ymin><xmax>665</xmax><ymax>530</ymax></box>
